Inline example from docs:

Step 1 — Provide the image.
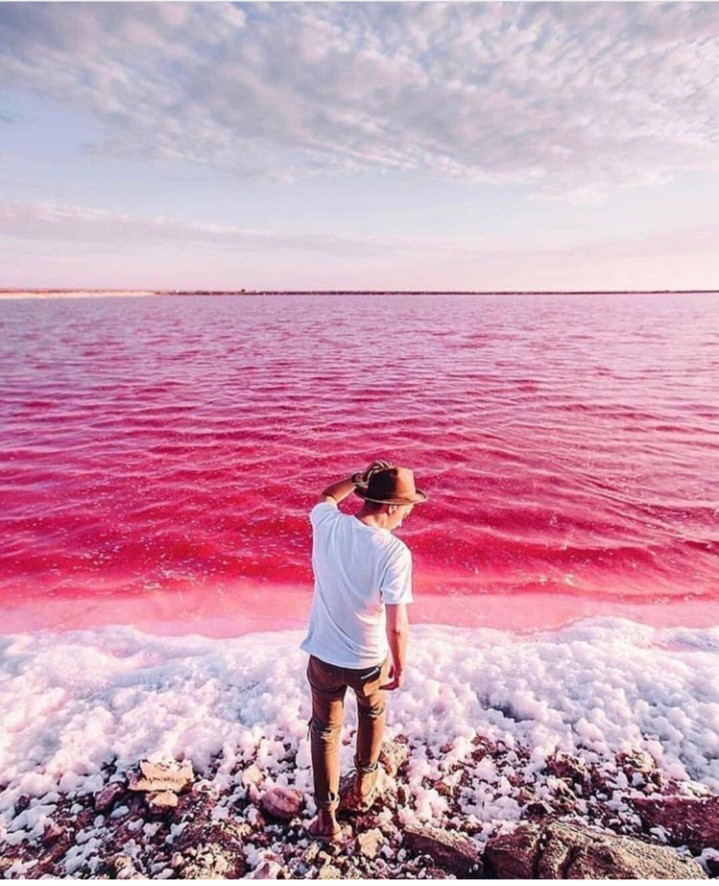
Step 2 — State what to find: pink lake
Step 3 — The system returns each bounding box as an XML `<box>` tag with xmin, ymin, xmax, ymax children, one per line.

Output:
<box><xmin>1</xmin><ymin>292</ymin><xmax>717</xmax><ymax>635</ymax></box>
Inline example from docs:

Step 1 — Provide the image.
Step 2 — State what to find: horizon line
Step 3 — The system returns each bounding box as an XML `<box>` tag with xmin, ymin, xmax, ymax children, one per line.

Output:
<box><xmin>2</xmin><ymin>288</ymin><xmax>719</xmax><ymax>297</ymax></box>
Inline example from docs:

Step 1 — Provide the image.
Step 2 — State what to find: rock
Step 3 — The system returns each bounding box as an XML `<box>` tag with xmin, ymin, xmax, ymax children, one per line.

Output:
<box><xmin>434</xmin><ymin>780</ymin><xmax>453</xmax><ymax>798</ymax></box>
<box><xmin>546</xmin><ymin>752</ymin><xmax>589</xmax><ymax>784</ymax></box>
<box><xmin>404</xmin><ymin>824</ymin><xmax>482</xmax><ymax>877</ymax></box>
<box><xmin>698</xmin><ymin>849</ymin><xmax>719</xmax><ymax>878</ymax></box>
<box><xmin>191</xmin><ymin>778</ymin><xmax>219</xmax><ymax>799</ymax></box>
<box><xmin>618</xmin><ymin>749</ymin><xmax>656</xmax><ymax>773</ymax></box>
<box><xmin>241</xmin><ymin>764</ymin><xmax>264</xmax><ymax>789</ymax></box>
<box><xmin>317</xmin><ymin>864</ymin><xmax>343</xmax><ymax>879</ymax></box>
<box><xmin>379</xmin><ymin>740</ymin><xmax>410</xmax><ymax>777</ymax></box>
<box><xmin>485</xmin><ymin>821</ymin><xmax>708</xmax><ymax>879</ymax></box>
<box><xmin>248</xmin><ymin>859</ymin><xmax>285</xmax><ymax>879</ymax></box>
<box><xmin>549</xmin><ymin>777</ymin><xmax>578</xmax><ymax>813</ymax></box>
<box><xmin>146</xmin><ymin>790</ymin><xmax>179</xmax><ymax>811</ymax></box>
<box><xmin>40</xmin><ymin>820</ymin><xmax>65</xmax><ymax>846</ymax></box>
<box><xmin>94</xmin><ymin>782</ymin><xmax>126</xmax><ymax>812</ymax></box>
<box><xmin>396</xmin><ymin>784</ymin><xmax>410</xmax><ymax>805</ymax></box>
<box><xmin>37</xmin><ymin>826</ymin><xmax>75</xmax><ymax>869</ymax></box>
<box><xmin>174</xmin><ymin>848</ymin><xmax>232</xmax><ymax>879</ymax></box>
<box><xmin>171</xmin><ymin>821</ymin><xmax>247</xmax><ymax>879</ymax></box>
<box><xmin>356</xmin><ymin>828</ymin><xmax>383</xmax><ymax>859</ymax></box>
<box><xmin>425</xmin><ymin>867</ymin><xmax>453</xmax><ymax>879</ymax></box>
<box><xmin>524</xmin><ymin>799</ymin><xmax>553</xmax><ymax>819</ymax></box>
<box><xmin>260</xmin><ymin>785</ymin><xmax>304</xmax><ymax>820</ymax></box>
<box><xmin>129</xmin><ymin>759</ymin><xmax>194</xmax><ymax>794</ymax></box>
<box><xmin>14</xmin><ymin>795</ymin><xmax>31</xmax><ymax>815</ymax></box>
<box><xmin>109</xmin><ymin>854</ymin><xmax>142</xmax><ymax>879</ymax></box>
<box><xmin>286</xmin><ymin>858</ymin><xmax>310</xmax><ymax>878</ymax></box>
<box><xmin>484</xmin><ymin>822</ymin><xmax>543</xmax><ymax>878</ymax></box>
<box><xmin>632</xmin><ymin>795</ymin><xmax>719</xmax><ymax>854</ymax></box>
<box><xmin>302</xmin><ymin>842</ymin><xmax>320</xmax><ymax>865</ymax></box>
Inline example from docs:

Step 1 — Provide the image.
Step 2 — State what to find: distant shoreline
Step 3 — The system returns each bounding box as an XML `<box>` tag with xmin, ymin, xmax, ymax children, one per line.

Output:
<box><xmin>1</xmin><ymin>288</ymin><xmax>718</xmax><ymax>298</ymax></box>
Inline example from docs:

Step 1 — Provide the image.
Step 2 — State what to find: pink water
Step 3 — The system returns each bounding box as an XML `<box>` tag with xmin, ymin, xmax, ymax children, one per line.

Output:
<box><xmin>1</xmin><ymin>292</ymin><xmax>718</xmax><ymax>634</ymax></box>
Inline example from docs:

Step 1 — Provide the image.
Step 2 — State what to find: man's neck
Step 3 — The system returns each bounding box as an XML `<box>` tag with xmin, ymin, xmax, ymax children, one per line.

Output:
<box><xmin>356</xmin><ymin>505</ymin><xmax>389</xmax><ymax>530</ymax></box>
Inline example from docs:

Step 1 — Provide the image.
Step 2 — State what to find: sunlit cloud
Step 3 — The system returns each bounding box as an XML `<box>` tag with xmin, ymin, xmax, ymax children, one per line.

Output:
<box><xmin>4</xmin><ymin>196</ymin><xmax>717</xmax><ymax>273</ymax></box>
<box><xmin>0</xmin><ymin>197</ymin><xmax>443</xmax><ymax>256</ymax></box>
<box><xmin>2</xmin><ymin>2</ymin><xmax>719</xmax><ymax>198</ymax></box>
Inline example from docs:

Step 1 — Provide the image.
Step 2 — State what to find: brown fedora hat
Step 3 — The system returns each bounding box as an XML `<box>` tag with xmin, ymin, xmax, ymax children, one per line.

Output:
<box><xmin>355</xmin><ymin>466</ymin><xmax>428</xmax><ymax>505</ymax></box>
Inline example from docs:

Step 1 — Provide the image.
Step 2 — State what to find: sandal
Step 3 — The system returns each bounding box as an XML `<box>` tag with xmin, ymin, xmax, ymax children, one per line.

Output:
<box><xmin>307</xmin><ymin>817</ymin><xmax>349</xmax><ymax>844</ymax></box>
<box><xmin>354</xmin><ymin>769</ymin><xmax>382</xmax><ymax>813</ymax></box>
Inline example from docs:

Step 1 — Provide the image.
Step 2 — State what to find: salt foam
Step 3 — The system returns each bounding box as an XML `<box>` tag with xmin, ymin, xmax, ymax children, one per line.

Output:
<box><xmin>1</xmin><ymin>617</ymin><xmax>718</xmax><ymax>844</ymax></box>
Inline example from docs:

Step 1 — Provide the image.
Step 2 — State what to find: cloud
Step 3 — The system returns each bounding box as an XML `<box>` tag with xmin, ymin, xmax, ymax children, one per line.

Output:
<box><xmin>4</xmin><ymin>195</ymin><xmax>718</xmax><ymax>274</ymax></box>
<box><xmin>0</xmin><ymin>197</ymin><xmax>435</xmax><ymax>257</ymax></box>
<box><xmin>1</xmin><ymin>1</ymin><xmax>719</xmax><ymax>197</ymax></box>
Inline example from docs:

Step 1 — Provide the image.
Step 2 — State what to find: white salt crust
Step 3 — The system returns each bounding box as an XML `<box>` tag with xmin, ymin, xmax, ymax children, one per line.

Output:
<box><xmin>1</xmin><ymin>617</ymin><xmax>718</xmax><ymax>873</ymax></box>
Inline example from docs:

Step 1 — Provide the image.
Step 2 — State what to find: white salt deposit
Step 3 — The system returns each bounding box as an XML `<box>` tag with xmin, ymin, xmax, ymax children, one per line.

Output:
<box><xmin>1</xmin><ymin>617</ymin><xmax>719</xmax><ymax>854</ymax></box>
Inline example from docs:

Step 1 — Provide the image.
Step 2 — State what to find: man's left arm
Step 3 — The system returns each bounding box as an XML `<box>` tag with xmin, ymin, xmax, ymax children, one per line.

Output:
<box><xmin>318</xmin><ymin>475</ymin><xmax>356</xmax><ymax>507</ymax></box>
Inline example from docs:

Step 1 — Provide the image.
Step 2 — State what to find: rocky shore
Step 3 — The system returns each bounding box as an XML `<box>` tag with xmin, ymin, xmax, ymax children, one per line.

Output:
<box><xmin>2</xmin><ymin>732</ymin><xmax>718</xmax><ymax>879</ymax></box>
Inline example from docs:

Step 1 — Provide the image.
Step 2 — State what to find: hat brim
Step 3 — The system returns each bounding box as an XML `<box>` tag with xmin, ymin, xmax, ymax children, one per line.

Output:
<box><xmin>354</xmin><ymin>487</ymin><xmax>428</xmax><ymax>505</ymax></box>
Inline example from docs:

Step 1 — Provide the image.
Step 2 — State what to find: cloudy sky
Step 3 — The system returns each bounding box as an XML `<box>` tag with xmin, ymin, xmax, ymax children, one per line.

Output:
<box><xmin>1</xmin><ymin>1</ymin><xmax>719</xmax><ymax>291</ymax></box>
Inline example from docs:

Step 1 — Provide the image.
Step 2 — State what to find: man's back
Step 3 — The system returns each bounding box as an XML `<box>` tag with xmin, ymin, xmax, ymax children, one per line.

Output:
<box><xmin>301</xmin><ymin>502</ymin><xmax>412</xmax><ymax>668</ymax></box>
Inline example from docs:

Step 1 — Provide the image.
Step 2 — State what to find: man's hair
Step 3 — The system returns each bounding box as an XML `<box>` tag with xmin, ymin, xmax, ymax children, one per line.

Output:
<box><xmin>361</xmin><ymin>500</ymin><xmax>385</xmax><ymax>513</ymax></box>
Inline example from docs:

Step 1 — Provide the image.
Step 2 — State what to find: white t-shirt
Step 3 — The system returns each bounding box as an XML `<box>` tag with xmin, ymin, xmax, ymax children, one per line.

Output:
<box><xmin>300</xmin><ymin>502</ymin><xmax>413</xmax><ymax>668</ymax></box>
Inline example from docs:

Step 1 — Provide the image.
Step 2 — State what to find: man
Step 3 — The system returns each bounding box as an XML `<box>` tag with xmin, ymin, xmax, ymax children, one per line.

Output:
<box><xmin>301</xmin><ymin>460</ymin><xmax>428</xmax><ymax>842</ymax></box>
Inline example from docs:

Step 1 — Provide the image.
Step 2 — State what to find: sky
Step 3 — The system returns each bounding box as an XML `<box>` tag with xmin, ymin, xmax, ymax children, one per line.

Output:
<box><xmin>1</xmin><ymin>1</ymin><xmax>719</xmax><ymax>292</ymax></box>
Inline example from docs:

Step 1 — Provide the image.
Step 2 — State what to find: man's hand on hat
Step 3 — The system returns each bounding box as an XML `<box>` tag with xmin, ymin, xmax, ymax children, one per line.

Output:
<box><xmin>355</xmin><ymin>460</ymin><xmax>393</xmax><ymax>489</ymax></box>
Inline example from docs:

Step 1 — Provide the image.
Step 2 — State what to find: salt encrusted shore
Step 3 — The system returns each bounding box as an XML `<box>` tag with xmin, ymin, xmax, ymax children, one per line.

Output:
<box><xmin>2</xmin><ymin>619</ymin><xmax>719</xmax><ymax>878</ymax></box>
<box><xmin>1</xmin><ymin>741</ymin><xmax>717</xmax><ymax>879</ymax></box>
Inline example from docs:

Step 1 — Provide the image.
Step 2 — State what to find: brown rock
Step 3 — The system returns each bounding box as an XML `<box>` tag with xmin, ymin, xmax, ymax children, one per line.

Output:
<box><xmin>379</xmin><ymin>740</ymin><xmax>410</xmax><ymax>777</ymax></box>
<box><xmin>129</xmin><ymin>759</ymin><xmax>194</xmax><ymax>794</ymax></box>
<box><xmin>40</xmin><ymin>820</ymin><xmax>65</xmax><ymax>846</ymax></box>
<box><xmin>247</xmin><ymin>859</ymin><xmax>284</xmax><ymax>879</ymax></box>
<box><xmin>36</xmin><ymin>827</ymin><xmax>75</xmax><ymax>870</ymax></box>
<box><xmin>260</xmin><ymin>785</ymin><xmax>304</xmax><ymax>820</ymax></box>
<box><xmin>404</xmin><ymin>824</ymin><xmax>482</xmax><ymax>877</ymax></box>
<box><xmin>524</xmin><ymin>799</ymin><xmax>553</xmax><ymax>819</ymax></box>
<box><xmin>484</xmin><ymin>822</ymin><xmax>543</xmax><ymax>878</ymax></box>
<box><xmin>550</xmin><ymin>778</ymin><xmax>578</xmax><ymax>813</ymax></box>
<box><xmin>546</xmin><ymin>752</ymin><xmax>589</xmax><ymax>784</ymax></box>
<box><xmin>547</xmin><ymin>821</ymin><xmax>706</xmax><ymax>879</ymax></box>
<box><xmin>435</xmin><ymin>780</ymin><xmax>453</xmax><ymax>798</ymax></box>
<box><xmin>485</xmin><ymin>820</ymin><xmax>708</xmax><ymax>880</ymax></box>
<box><xmin>146</xmin><ymin>790</ymin><xmax>179</xmax><ymax>810</ymax></box>
<box><xmin>618</xmin><ymin>749</ymin><xmax>656</xmax><ymax>773</ymax></box>
<box><xmin>94</xmin><ymin>782</ymin><xmax>126</xmax><ymax>813</ymax></box>
<box><xmin>356</xmin><ymin>828</ymin><xmax>383</xmax><ymax>859</ymax></box>
<box><xmin>171</xmin><ymin>821</ymin><xmax>247</xmax><ymax>879</ymax></box>
<box><xmin>241</xmin><ymin>764</ymin><xmax>264</xmax><ymax>789</ymax></box>
<box><xmin>174</xmin><ymin>848</ymin><xmax>232</xmax><ymax>879</ymax></box>
<box><xmin>317</xmin><ymin>864</ymin><xmax>343</xmax><ymax>879</ymax></box>
<box><xmin>108</xmin><ymin>854</ymin><xmax>144</xmax><ymax>879</ymax></box>
<box><xmin>632</xmin><ymin>795</ymin><xmax>719</xmax><ymax>853</ymax></box>
<box><xmin>302</xmin><ymin>842</ymin><xmax>321</xmax><ymax>865</ymax></box>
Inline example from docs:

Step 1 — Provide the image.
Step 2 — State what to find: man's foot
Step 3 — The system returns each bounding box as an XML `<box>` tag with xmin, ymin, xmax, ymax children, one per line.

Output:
<box><xmin>354</xmin><ymin>768</ymin><xmax>381</xmax><ymax>813</ymax></box>
<box><xmin>339</xmin><ymin>766</ymin><xmax>388</xmax><ymax>813</ymax></box>
<box><xmin>307</xmin><ymin>810</ymin><xmax>347</xmax><ymax>844</ymax></box>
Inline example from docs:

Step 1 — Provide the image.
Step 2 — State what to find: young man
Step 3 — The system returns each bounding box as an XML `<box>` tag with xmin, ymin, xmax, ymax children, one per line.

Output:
<box><xmin>301</xmin><ymin>460</ymin><xmax>428</xmax><ymax>841</ymax></box>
